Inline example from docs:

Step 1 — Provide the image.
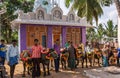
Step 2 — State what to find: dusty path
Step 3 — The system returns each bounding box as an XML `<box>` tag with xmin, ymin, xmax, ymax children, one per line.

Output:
<box><xmin>5</xmin><ymin>62</ymin><xmax>89</xmax><ymax>78</ymax></box>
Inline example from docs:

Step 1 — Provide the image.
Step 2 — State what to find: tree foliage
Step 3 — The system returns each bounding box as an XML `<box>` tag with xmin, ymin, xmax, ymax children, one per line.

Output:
<box><xmin>87</xmin><ymin>20</ymin><xmax>117</xmax><ymax>42</ymax></box>
<box><xmin>0</xmin><ymin>0</ymin><xmax>34</xmax><ymax>43</ymax></box>
<box><xmin>104</xmin><ymin>20</ymin><xmax>117</xmax><ymax>37</ymax></box>
<box><xmin>64</xmin><ymin>0</ymin><xmax>113</xmax><ymax>25</ymax></box>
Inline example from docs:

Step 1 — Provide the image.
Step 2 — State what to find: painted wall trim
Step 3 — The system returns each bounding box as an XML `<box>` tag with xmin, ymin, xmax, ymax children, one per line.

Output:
<box><xmin>82</xmin><ymin>27</ymin><xmax>86</xmax><ymax>45</ymax></box>
<box><xmin>20</xmin><ymin>24</ymin><xmax>27</xmax><ymax>51</ymax></box>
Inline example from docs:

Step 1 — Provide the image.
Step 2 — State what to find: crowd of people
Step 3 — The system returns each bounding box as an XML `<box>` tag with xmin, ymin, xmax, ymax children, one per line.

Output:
<box><xmin>0</xmin><ymin>39</ymin><xmax>120</xmax><ymax>78</ymax></box>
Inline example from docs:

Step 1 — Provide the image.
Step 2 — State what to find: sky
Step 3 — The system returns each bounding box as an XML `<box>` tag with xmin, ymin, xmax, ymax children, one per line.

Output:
<box><xmin>59</xmin><ymin>0</ymin><xmax>118</xmax><ymax>26</ymax></box>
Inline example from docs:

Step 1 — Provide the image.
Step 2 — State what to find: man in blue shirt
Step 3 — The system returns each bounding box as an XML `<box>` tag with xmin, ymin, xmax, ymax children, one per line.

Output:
<box><xmin>0</xmin><ymin>39</ymin><xmax>7</xmax><ymax>65</ymax></box>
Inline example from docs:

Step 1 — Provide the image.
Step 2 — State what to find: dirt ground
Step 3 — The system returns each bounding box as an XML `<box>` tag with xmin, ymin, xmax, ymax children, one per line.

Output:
<box><xmin>4</xmin><ymin>62</ymin><xmax>89</xmax><ymax>78</ymax></box>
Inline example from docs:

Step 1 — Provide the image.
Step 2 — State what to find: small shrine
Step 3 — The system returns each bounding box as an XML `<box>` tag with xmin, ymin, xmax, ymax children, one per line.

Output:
<box><xmin>11</xmin><ymin>0</ymin><xmax>93</xmax><ymax>51</ymax></box>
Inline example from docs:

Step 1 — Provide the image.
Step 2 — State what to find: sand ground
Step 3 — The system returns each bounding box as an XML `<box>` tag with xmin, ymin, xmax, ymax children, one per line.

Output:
<box><xmin>4</xmin><ymin>62</ymin><xmax>89</xmax><ymax>78</ymax></box>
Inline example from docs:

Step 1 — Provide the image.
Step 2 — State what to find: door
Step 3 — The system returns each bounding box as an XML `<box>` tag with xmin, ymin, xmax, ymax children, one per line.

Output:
<box><xmin>53</xmin><ymin>34</ymin><xmax>61</xmax><ymax>45</ymax></box>
<box><xmin>42</xmin><ymin>35</ymin><xmax>46</xmax><ymax>47</ymax></box>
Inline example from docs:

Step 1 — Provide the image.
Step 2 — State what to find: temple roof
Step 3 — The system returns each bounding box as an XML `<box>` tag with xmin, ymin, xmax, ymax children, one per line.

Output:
<box><xmin>11</xmin><ymin>6</ymin><xmax>93</xmax><ymax>28</ymax></box>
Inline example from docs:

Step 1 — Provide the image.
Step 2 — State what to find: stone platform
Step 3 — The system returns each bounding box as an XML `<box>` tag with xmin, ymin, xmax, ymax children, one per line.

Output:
<box><xmin>84</xmin><ymin>66</ymin><xmax>120</xmax><ymax>78</ymax></box>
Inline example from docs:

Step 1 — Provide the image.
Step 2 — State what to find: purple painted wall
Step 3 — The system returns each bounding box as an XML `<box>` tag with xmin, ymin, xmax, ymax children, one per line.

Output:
<box><xmin>47</xmin><ymin>26</ymin><xmax>52</xmax><ymax>48</ymax></box>
<box><xmin>19</xmin><ymin>24</ymin><xmax>86</xmax><ymax>50</ymax></box>
<box><xmin>62</xmin><ymin>26</ymin><xmax>66</xmax><ymax>47</ymax></box>
<box><xmin>82</xmin><ymin>27</ymin><xmax>86</xmax><ymax>45</ymax></box>
<box><xmin>20</xmin><ymin>24</ymin><xmax>27</xmax><ymax>51</ymax></box>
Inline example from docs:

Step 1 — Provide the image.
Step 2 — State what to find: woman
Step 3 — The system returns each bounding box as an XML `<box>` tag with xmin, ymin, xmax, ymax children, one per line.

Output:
<box><xmin>102</xmin><ymin>51</ymin><xmax>108</xmax><ymax>67</ymax></box>
<box><xmin>68</xmin><ymin>42</ymin><xmax>76</xmax><ymax>71</ymax></box>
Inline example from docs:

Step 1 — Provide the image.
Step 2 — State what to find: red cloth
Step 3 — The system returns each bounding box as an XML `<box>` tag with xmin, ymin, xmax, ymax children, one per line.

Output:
<box><xmin>20</xmin><ymin>51</ymin><xmax>31</xmax><ymax>61</ymax></box>
<box><xmin>31</xmin><ymin>45</ymin><xmax>43</xmax><ymax>58</ymax></box>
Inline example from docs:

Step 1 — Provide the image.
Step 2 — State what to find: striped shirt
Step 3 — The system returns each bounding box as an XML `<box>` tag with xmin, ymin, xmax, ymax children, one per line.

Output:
<box><xmin>31</xmin><ymin>45</ymin><xmax>43</xmax><ymax>58</ymax></box>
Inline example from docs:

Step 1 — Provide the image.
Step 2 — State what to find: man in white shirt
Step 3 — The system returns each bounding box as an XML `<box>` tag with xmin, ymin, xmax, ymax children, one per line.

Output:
<box><xmin>7</xmin><ymin>40</ymin><xmax>19</xmax><ymax>78</ymax></box>
<box><xmin>85</xmin><ymin>42</ymin><xmax>93</xmax><ymax>67</ymax></box>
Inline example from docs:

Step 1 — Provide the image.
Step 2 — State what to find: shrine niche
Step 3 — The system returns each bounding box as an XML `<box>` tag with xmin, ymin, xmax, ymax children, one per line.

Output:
<box><xmin>26</xmin><ymin>26</ymin><xmax>47</xmax><ymax>47</ymax></box>
<box><xmin>67</xmin><ymin>11</ymin><xmax>75</xmax><ymax>22</ymax></box>
<box><xmin>51</xmin><ymin>6</ymin><xmax>63</xmax><ymax>21</ymax></box>
<box><xmin>69</xmin><ymin>14</ymin><xmax>74</xmax><ymax>21</ymax></box>
<box><xmin>36</xmin><ymin>6</ymin><xmax>46</xmax><ymax>20</ymax></box>
<box><xmin>66</xmin><ymin>27</ymin><xmax>81</xmax><ymax>45</ymax></box>
<box><xmin>53</xmin><ymin>10</ymin><xmax>62</xmax><ymax>20</ymax></box>
<box><xmin>38</xmin><ymin>10</ymin><xmax>44</xmax><ymax>20</ymax></box>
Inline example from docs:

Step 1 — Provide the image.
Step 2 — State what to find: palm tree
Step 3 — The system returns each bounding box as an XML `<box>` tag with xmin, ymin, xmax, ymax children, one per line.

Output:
<box><xmin>65</xmin><ymin>0</ymin><xmax>103</xmax><ymax>25</ymax></box>
<box><xmin>104</xmin><ymin>20</ymin><xmax>117</xmax><ymax>38</ymax></box>
<box><xmin>86</xmin><ymin>28</ymin><xmax>96</xmax><ymax>41</ymax></box>
<box><xmin>96</xmin><ymin>24</ymin><xmax>105</xmax><ymax>42</ymax></box>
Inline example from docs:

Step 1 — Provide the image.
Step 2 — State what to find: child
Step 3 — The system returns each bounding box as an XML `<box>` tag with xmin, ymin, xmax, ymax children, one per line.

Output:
<box><xmin>102</xmin><ymin>51</ymin><xmax>108</xmax><ymax>67</ymax></box>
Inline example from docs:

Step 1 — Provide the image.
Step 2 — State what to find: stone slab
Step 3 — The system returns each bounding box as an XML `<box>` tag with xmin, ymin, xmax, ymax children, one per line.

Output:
<box><xmin>84</xmin><ymin>66</ymin><xmax>120</xmax><ymax>78</ymax></box>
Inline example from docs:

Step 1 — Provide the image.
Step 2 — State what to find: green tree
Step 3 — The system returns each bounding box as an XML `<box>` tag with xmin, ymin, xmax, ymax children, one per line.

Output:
<box><xmin>96</xmin><ymin>23</ymin><xmax>105</xmax><ymax>42</ymax></box>
<box><xmin>86</xmin><ymin>28</ymin><xmax>96</xmax><ymax>41</ymax></box>
<box><xmin>65</xmin><ymin>0</ymin><xmax>113</xmax><ymax>25</ymax></box>
<box><xmin>104</xmin><ymin>20</ymin><xmax>117</xmax><ymax>37</ymax></box>
<box><xmin>0</xmin><ymin>0</ymin><xmax>34</xmax><ymax>43</ymax></box>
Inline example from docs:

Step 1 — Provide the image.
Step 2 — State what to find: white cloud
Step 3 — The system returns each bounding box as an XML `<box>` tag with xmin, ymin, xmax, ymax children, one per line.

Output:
<box><xmin>99</xmin><ymin>4</ymin><xmax>118</xmax><ymax>25</ymax></box>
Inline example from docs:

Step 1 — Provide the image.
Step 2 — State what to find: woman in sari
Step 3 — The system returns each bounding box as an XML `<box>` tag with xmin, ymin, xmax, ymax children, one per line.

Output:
<box><xmin>68</xmin><ymin>42</ymin><xmax>76</xmax><ymax>71</ymax></box>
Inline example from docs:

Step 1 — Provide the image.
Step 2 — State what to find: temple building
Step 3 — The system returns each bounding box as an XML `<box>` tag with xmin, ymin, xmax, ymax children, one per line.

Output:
<box><xmin>11</xmin><ymin>0</ymin><xmax>93</xmax><ymax>51</ymax></box>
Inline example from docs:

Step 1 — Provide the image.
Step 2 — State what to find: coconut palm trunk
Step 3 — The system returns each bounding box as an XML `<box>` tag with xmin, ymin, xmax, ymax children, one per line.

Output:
<box><xmin>114</xmin><ymin>0</ymin><xmax>120</xmax><ymax>47</ymax></box>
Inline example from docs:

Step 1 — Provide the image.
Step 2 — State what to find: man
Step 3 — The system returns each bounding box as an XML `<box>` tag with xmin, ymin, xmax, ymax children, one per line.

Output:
<box><xmin>78</xmin><ymin>41</ymin><xmax>84</xmax><ymax>53</ymax></box>
<box><xmin>78</xmin><ymin>41</ymin><xmax>88</xmax><ymax>68</ymax></box>
<box><xmin>68</xmin><ymin>42</ymin><xmax>76</xmax><ymax>71</ymax></box>
<box><xmin>0</xmin><ymin>39</ymin><xmax>7</xmax><ymax>65</ymax></box>
<box><xmin>7</xmin><ymin>40</ymin><xmax>19</xmax><ymax>78</ymax></box>
<box><xmin>85</xmin><ymin>42</ymin><xmax>92</xmax><ymax>67</ymax></box>
<box><xmin>65</xmin><ymin>41</ymin><xmax>70</xmax><ymax>49</ymax></box>
<box><xmin>31</xmin><ymin>39</ymin><xmax>43</xmax><ymax>78</ymax></box>
<box><xmin>54</xmin><ymin>39</ymin><xmax>60</xmax><ymax>72</ymax></box>
<box><xmin>114</xmin><ymin>39</ymin><xmax>118</xmax><ymax>49</ymax></box>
